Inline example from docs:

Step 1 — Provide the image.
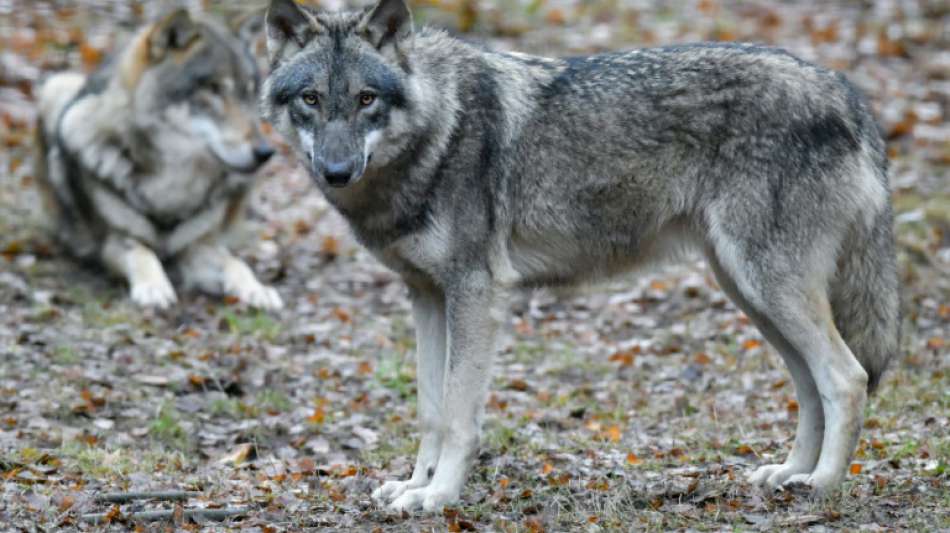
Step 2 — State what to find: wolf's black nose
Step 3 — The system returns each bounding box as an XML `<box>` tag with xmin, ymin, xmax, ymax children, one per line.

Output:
<box><xmin>322</xmin><ymin>159</ymin><xmax>358</xmax><ymax>187</ymax></box>
<box><xmin>253</xmin><ymin>144</ymin><xmax>275</xmax><ymax>164</ymax></box>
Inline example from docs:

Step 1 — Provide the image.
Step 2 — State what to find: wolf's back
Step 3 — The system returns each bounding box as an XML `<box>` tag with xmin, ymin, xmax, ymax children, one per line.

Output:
<box><xmin>38</xmin><ymin>72</ymin><xmax>86</xmax><ymax>135</ymax></box>
<box><xmin>34</xmin><ymin>72</ymin><xmax>99</xmax><ymax>258</ymax></box>
<box><xmin>34</xmin><ymin>72</ymin><xmax>87</xmax><ymax>212</ymax></box>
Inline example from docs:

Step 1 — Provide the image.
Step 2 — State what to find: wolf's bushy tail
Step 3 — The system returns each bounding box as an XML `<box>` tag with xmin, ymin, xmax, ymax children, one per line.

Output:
<box><xmin>830</xmin><ymin>205</ymin><xmax>901</xmax><ymax>394</ymax></box>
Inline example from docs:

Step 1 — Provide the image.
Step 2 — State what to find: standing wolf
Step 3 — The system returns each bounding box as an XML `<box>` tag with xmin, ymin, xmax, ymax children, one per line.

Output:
<box><xmin>35</xmin><ymin>9</ymin><xmax>283</xmax><ymax>309</ymax></box>
<box><xmin>263</xmin><ymin>0</ymin><xmax>899</xmax><ymax>512</ymax></box>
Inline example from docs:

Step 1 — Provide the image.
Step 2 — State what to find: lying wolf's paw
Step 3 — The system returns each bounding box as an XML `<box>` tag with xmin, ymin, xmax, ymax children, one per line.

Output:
<box><xmin>748</xmin><ymin>463</ymin><xmax>808</xmax><ymax>488</ymax></box>
<box><xmin>373</xmin><ymin>479</ymin><xmax>427</xmax><ymax>503</ymax></box>
<box><xmin>387</xmin><ymin>486</ymin><xmax>458</xmax><ymax>514</ymax></box>
<box><xmin>231</xmin><ymin>282</ymin><xmax>283</xmax><ymax>310</ymax></box>
<box><xmin>130</xmin><ymin>277</ymin><xmax>177</xmax><ymax>309</ymax></box>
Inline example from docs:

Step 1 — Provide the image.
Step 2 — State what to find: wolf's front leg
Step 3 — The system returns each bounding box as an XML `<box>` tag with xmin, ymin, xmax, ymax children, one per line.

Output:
<box><xmin>178</xmin><ymin>243</ymin><xmax>283</xmax><ymax>310</ymax></box>
<box><xmin>101</xmin><ymin>235</ymin><xmax>177</xmax><ymax>308</ymax></box>
<box><xmin>389</xmin><ymin>273</ymin><xmax>499</xmax><ymax>513</ymax></box>
<box><xmin>374</xmin><ymin>283</ymin><xmax>447</xmax><ymax>504</ymax></box>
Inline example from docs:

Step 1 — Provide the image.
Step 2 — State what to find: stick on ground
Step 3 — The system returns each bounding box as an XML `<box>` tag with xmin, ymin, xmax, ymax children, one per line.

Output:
<box><xmin>80</xmin><ymin>507</ymin><xmax>249</xmax><ymax>524</ymax></box>
<box><xmin>93</xmin><ymin>491</ymin><xmax>201</xmax><ymax>503</ymax></box>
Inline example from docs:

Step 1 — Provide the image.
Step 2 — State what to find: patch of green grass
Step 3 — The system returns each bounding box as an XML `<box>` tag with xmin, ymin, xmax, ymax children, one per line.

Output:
<box><xmin>362</xmin><ymin>434</ymin><xmax>416</xmax><ymax>468</ymax></box>
<box><xmin>51</xmin><ymin>345</ymin><xmax>79</xmax><ymax>365</ymax></box>
<box><xmin>149</xmin><ymin>402</ymin><xmax>189</xmax><ymax>449</ymax></box>
<box><xmin>209</xmin><ymin>397</ymin><xmax>242</xmax><ymax>418</ymax></box>
<box><xmin>80</xmin><ymin>300</ymin><xmax>131</xmax><ymax>328</ymax></box>
<box><xmin>484</xmin><ymin>421</ymin><xmax>520</xmax><ymax>452</ymax></box>
<box><xmin>511</xmin><ymin>341</ymin><xmax>545</xmax><ymax>364</ymax></box>
<box><xmin>375</xmin><ymin>351</ymin><xmax>416</xmax><ymax>400</ymax></box>
<box><xmin>892</xmin><ymin>439</ymin><xmax>920</xmax><ymax>460</ymax></box>
<box><xmin>220</xmin><ymin>309</ymin><xmax>282</xmax><ymax>340</ymax></box>
<box><xmin>256</xmin><ymin>389</ymin><xmax>292</xmax><ymax>414</ymax></box>
<box><xmin>58</xmin><ymin>441</ymin><xmax>190</xmax><ymax>478</ymax></box>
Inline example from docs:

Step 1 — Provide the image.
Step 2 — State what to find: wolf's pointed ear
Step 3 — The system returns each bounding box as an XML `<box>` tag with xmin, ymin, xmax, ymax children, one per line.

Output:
<box><xmin>266</xmin><ymin>0</ymin><xmax>320</xmax><ymax>63</ymax></box>
<box><xmin>150</xmin><ymin>9</ymin><xmax>200</xmax><ymax>60</ymax></box>
<box><xmin>359</xmin><ymin>0</ymin><xmax>413</xmax><ymax>50</ymax></box>
<box><xmin>229</xmin><ymin>10</ymin><xmax>265</xmax><ymax>49</ymax></box>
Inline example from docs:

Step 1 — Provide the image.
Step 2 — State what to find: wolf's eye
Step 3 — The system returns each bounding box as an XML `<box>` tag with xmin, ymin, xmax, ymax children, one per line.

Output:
<box><xmin>301</xmin><ymin>92</ymin><xmax>319</xmax><ymax>107</ymax></box>
<box><xmin>359</xmin><ymin>92</ymin><xmax>376</xmax><ymax>107</ymax></box>
<box><xmin>206</xmin><ymin>81</ymin><xmax>221</xmax><ymax>94</ymax></box>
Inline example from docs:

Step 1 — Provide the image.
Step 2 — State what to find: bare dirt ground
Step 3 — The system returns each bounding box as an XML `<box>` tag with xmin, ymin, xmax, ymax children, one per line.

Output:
<box><xmin>1</xmin><ymin>1</ymin><xmax>948</xmax><ymax>531</ymax></box>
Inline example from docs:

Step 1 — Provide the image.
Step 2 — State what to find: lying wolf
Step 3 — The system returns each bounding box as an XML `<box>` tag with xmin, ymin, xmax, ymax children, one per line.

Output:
<box><xmin>262</xmin><ymin>0</ymin><xmax>899</xmax><ymax>512</ymax></box>
<box><xmin>35</xmin><ymin>9</ymin><xmax>282</xmax><ymax>310</ymax></box>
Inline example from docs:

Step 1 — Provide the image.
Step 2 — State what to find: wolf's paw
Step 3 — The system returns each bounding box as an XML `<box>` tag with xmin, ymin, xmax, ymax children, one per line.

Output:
<box><xmin>782</xmin><ymin>471</ymin><xmax>841</xmax><ymax>495</ymax></box>
<box><xmin>130</xmin><ymin>278</ymin><xmax>177</xmax><ymax>309</ymax></box>
<box><xmin>387</xmin><ymin>486</ymin><xmax>458</xmax><ymax>514</ymax></box>
<box><xmin>748</xmin><ymin>463</ymin><xmax>810</xmax><ymax>488</ymax></box>
<box><xmin>373</xmin><ymin>479</ymin><xmax>427</xmax><ymax>503</ymax></box>
<box><xmin>236</xmin><ymin>283</ymin><xmax>284</xmax><ymax>310</ymax></box>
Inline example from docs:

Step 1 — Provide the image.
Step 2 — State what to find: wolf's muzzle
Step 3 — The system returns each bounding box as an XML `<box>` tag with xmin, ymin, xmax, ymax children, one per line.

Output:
<box><xmin>253</xmin><ymin>144</ymin><xmax>275</xmax><ymax>165</ymax></box>
<box><xmin>314</xmin><ymin>156</ymin><xmax>363</xmax><ymax>188</ymax></box>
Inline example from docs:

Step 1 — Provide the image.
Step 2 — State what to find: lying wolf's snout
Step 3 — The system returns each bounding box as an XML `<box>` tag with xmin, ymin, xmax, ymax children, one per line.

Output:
<box><xmin>316</xmin><ymin>157</ymin><xmax>361</xmax><ymax>188</ymax></box>
<box><xmin>253</xmin><ymin>144</ymin><xmax>275</xmax><ymax>165</ymax></box>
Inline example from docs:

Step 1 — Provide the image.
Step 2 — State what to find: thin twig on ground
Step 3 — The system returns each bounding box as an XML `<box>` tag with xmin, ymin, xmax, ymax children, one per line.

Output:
<box><xmin>80</xmin><ymin>507</ymin><xmax>249</xmax><ymax>524</ymax></box>
<box><xmin>93</xmin><ymin>491</ymin><xmax>201</xmax><ymax>503</ymax></box>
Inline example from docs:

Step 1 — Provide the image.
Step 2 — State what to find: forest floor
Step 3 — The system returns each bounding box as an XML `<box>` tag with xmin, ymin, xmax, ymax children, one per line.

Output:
<box><xmin>1</xmin><ymin>1</ymin><xmax>948</xmax><ymax>531</ymax></box>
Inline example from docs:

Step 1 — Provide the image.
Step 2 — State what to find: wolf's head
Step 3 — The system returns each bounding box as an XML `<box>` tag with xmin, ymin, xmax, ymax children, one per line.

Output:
<box><xmin>129</xmin><ymin>9</ymin><xmax>274</xmax><ymax>173</ymax></box>
<box><xmin>261</xmin><ymin>0</ymin><xmax>419</xmax><ymax>189</ymax></box>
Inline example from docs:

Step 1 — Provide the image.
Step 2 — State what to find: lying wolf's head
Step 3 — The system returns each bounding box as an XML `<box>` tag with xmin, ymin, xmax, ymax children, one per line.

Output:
<box><xmin>130</xmin><ymin>9</ymin><xmax>273</xmax><ymax>173</ymax></box>
<box><xmin>261</xmin><ymin>0</ymin><xmax>418</xmax><ymax>189</ymax></box>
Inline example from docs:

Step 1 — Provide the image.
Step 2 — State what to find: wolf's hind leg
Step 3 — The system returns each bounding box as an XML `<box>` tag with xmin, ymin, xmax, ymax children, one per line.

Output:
<box><xmin>778</xmin><ymin>292</ymin><xmax>867</xmax><ymax>492</ymax></box>
<box><xmin>178</xmin><ymin>243</ymin><xmax>283</xmax><ymax>310</ymax></box>
<box><xmin>101</xmin><ymin>235</ymin><xmax>177</xmax><ymax>309</ymax></box>
<box><xmin>374</xmin><ymin>283</ymin><xmax>447</xmax><ymax>503</ymax></box>
<box><xmin>706</xmin><ymin>252</ymin><xmax>823</xmax><ymax>488</ymax></box>
<box><xmin>707</xmin><ymin>238</ymin><xmax>867</xmax><ymax>492</ymax></box>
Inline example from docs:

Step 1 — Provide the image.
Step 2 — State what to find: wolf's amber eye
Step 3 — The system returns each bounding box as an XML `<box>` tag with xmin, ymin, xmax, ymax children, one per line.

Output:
<box><xmin>359</xmin><ymin>93</ymin><xmax>376</xmax><ymax>107</ymax></box>
<box><xmin>301</xmin><ymin>92</ymin><xmax>319</xmax><ymax>107</ymax></box>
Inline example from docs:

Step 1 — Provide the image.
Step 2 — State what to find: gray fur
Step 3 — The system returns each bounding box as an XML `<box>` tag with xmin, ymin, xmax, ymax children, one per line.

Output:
<box><xmin>36</xmin><ymin>9</ymin><xmax>283</xmax><ymax>310</ymax></box>
<box><xmin>263</xmin><ymin>0</ymin><xmax>900</xmax><ymax>511</ymax></box>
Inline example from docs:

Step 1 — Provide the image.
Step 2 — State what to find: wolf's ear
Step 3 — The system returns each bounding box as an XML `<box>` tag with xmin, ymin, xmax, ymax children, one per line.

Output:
<box><xmin>150</xmin><ymin>9</ymin><xmax>200</xmax><ymax>60</ymax></box>
<box><xmin>266</xmin><ymin>0</ymin><xmax>320</xmax><ymax>63</ymax></box>
<box><xmin>359</xmin><ymin>0</ymin><xmax>413</xmax><ymax>50</ymax></box>
<box><xmin>229</xmin><ymin>10</ymin><xmax>265</xmax><ymax>48</ymax></box>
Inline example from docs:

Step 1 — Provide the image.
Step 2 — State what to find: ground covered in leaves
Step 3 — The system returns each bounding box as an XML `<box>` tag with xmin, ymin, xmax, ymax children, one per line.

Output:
<box><xmin>1</xmin><ymin>1</ymin><xmax>948</xmax><ymax>531</ymax></box>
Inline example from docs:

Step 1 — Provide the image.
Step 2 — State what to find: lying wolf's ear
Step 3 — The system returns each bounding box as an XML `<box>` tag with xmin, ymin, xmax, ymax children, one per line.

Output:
<box><xmin>359</xmin><ymin>0</ymin><xmax>413</xmax><ymax>50</ymax></box>
<box><xmin>229</xmin><ymin>10</ymin><xmax>265</xmax><ymax>48</ymax></box>
<box><xmin>266</xmin><ymin>0</ymin><xmax>320</xmax><ymax>63</ymax></box>
<box><xmin>150</xmin><ymin>9</ymin><xmax>200</xmax><ymax>60</ymax></box>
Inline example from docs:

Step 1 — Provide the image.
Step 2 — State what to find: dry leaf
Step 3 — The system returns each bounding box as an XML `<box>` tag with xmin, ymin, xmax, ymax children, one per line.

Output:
<box><xmin>742</xmin><ymin>339</ymin><xmax>762</xmax><ymax>350</ymax></box>
<box><xmin>218</xmin><ymin>443</ymin><xmax>254</xmax><ymax>466</ymax></box>
<box><xmin>605</xmin><ymin>425</ymin><xmax>622</xmax><ymax>442</ymax></box>
<box><xmin>321</xmin><ymin>235</ymin><xmax>340</xmax><ymax>256</ymax></box>
<box><xmin>735</xmin><ymin>444</ymin><xmax>755</xmax><ymax>456</ymax></box>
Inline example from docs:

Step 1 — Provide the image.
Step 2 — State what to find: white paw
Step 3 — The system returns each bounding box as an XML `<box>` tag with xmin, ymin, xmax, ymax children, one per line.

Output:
<box><xmin>387</xmin><ymin>486</ymin><xmax>458</xmax><ymax>514</ymax></box>
<box><xmin>748</xmin><ymin>464</ymin><xmax>783</xmax><ymax>487</ymax></box>
<box><xmin>130</xmin><ymin>278</ymin><xmax>177</xmax><ymax>309</ymax></box>
<box><xmin>232</xmin><ymin>282</ymin><xmax>283</xmax><ymax>310</ymax></box>
<box><xmin>748</xmin><ymin>463</ymin><xmax>810</xmax><ymax>488</ymax></box>
<box><xmin>373</xmin><ymin>479</ymin><xmax>426</xmax><ymax>503</ymax></box>
<box><xmin>782</xmin><ymin>471</ymin><xmax>841</xmax><ymax>494</ymax></box>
